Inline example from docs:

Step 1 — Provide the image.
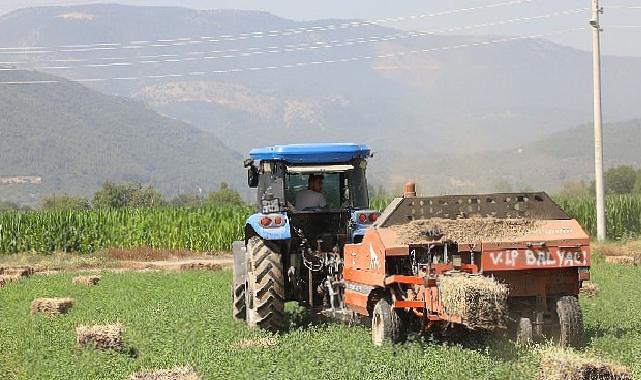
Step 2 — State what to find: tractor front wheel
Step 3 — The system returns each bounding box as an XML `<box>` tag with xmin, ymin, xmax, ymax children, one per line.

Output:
<box><xmin>245</xmin><ymin>236</ymin><xmax>286</xmax><ymax>332</ymax></box>
<box><xmin>371</xmin><ymin>298</ymin><xmax>405</xmax><ymax>346</ymax></box>
<box><xmin>556</xmin><ymin>296</ymin><xmax>584</xmax><ymax>347</ymax></box>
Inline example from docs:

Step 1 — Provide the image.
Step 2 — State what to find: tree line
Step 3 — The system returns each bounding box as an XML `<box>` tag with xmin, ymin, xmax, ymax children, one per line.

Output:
<box><xmin>1</xmin><ymin>182</ymin><xmax>245</xmax><ymax>211</ymax></box>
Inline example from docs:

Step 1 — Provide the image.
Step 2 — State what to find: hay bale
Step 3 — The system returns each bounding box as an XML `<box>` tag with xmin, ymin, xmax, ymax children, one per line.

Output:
<box><xmin>0</xmin><ymin>265</ymin><xmax>34</xmax><ymax>277</ymax></box>
<box><xmin>633</xmin><ymin>252</ymin><xmax>641</xmax><ymax>266</ymax></box>
<box><xmin>72</xmin><ymin>275</ymin><xmax>101</xmax><ymax>286</ymax></box>
<box><xmin>0</xmin><ymin>274</ymin><xmax>21</xmax><ymax>287</ymax></box>
<box><xmin>439</xmin><ymin>273</ymin><xmax>508</xmax><ymax>329</ymax></box>
<box><xmin>604</xmin><ymin>256</ymin><xmax>635</xmax><ymax>266</ymax></box>
<box><xmin>128</xmin><ymin>366</ymin><xmax>200</xmax><ymax>380</ymax></box>
<box><xmin>76</xmin><ymin>324</ymin><xmax>124</xmax><ymax>351</ymax></box>
<box><xmin>31</xmin><ymin>298</ymin><xmax>74</xmax><ymax>315</ymax></box>
<box><xmin>237</xmin><ymin>337</ymin><xmax>278</xmax><ymax>349</ymax></box>
<box><xmin>580</xmin><ymin>282</ymin><xmax>599</xmax><ymax>297</ymax></box>
<box><xmin>392</xmin><ymin>217</ymin><xmax>540</xmax><ymax>244</ymax></box>
<box><xmin>538</xmin><ymin>349</ymin><xmax>631</xmax><ymax>380</ymax></box>
<box><xmin>178</xmin><ymin>262</ymin><xmax>222</xmax><ymax>272</ymax></box>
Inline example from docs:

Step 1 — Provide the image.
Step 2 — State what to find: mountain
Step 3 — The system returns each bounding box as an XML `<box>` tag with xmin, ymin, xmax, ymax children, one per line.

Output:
<box><xmin>0</xmin><ymin>69</ymin><xmax>244</xmax><ymax>206</ymax></box>
<box><xmin>0</xmin><ymin>4</ymin><xmax>640</xmax><ymax>196</ymax></box>
<box><xmin>1</xmin><ymin>5</ymin><xmax>640</xmax><ymax>154</ymax></box>
<box><xmin>390</xmin><ymin>119</ymin><xmax>641</xmax><ymax>195</ymax></box>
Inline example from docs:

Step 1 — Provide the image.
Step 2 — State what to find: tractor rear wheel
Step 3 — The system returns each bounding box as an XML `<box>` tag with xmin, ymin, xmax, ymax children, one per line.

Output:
<box><xmin>245</xmin><ymin>236</ymin><xmax>286</xmax><ymax>332</ymax></box>
<box><xmin>556</xmin><ymin>296</ymin><xmax>584</xmax><ymax>347</ymax></box>
<box><xmin>371</xmin><ymin>298</ymin><xmax>405</xmax><ymax>346</ymax></box>
<box><xmin>231</xmin><ymin>283</ymin><xmax>246</xmax><ymax>321</ymax></box>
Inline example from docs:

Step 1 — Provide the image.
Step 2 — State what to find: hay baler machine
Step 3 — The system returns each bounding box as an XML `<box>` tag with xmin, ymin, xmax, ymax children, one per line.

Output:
<box><xmin>343</xmin><ymin>184</ymin><xmax>591</xmax><ymax>346</ymax></box>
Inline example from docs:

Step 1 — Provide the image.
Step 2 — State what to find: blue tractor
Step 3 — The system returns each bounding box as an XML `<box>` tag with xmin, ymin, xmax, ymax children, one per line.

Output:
<box><xmin>232</xmin><ymin>143</ymin><xmax>380</xmax><ymax>331</ymax></box>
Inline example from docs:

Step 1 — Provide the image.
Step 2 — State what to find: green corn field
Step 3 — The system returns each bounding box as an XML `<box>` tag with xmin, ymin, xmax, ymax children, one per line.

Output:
<box><xmin>0</xmin><ymin>205</ymin><xmax>254</xmax><ymax>254</ymax></box>
<box><xmin>0</xmin><ymin>195</ymin><xmax>640</xmax><ymax>255</ymax></box>
<box><xmin>556</xmin><ymin>194</ymin><xmax>641</xmax><ymax>240</ymax></box>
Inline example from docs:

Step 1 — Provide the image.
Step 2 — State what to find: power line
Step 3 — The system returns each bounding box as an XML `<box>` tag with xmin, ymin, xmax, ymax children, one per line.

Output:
<box><xmin>0</xmin><ymin>8</ymin><xmax>589</xmax><ymax>71</ymax></box>
<box><xmin>0</xmin><ymin>27</ymin><xmax>587</xmax><ymax>85</ymax></box>
<box><xmin>0</xmin><ymin>0</ymin><xmax>539</xmax><ymax>53</ymax></box>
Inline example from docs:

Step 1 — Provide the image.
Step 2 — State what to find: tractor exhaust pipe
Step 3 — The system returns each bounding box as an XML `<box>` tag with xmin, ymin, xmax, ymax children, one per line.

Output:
<box><xmin>403</xmin><ymin>182</ymin><xmax>416</xmax><ymax>198</ymax></box>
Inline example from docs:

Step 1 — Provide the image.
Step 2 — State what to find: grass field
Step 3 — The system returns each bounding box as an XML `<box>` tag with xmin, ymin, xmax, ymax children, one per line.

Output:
<box><xmin>1</xmin><ymin>259</ymin><xmax>640</xmax><ymax>380</ymax></box>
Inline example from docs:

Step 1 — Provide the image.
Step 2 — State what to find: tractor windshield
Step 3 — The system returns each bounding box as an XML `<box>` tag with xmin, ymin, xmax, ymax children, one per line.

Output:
<box><xmin>284</xmin><ymin>162</ymin><xmax>368</xmax><ymax>210</ymax></box>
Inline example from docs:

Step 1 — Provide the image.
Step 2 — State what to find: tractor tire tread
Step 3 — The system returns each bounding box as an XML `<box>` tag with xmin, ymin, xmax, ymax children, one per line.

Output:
<box><xmin>232</xmin><ymin>284</ymin><xmax>246</xmax><ymax>321</ymax></box>
<box><xmin>246</xmin><ymin>237</ymin><xmax>285</xmax><ymax>333</ymax></box>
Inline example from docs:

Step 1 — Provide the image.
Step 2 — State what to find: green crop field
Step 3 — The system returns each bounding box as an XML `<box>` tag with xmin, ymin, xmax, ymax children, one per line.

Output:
<box><xmin>1</xmin><ymin>259</ymin><xmax>639</xmax><ymax>380</ymax></box>
<box><xmin>0</xmin><ymin>205</ymin><xmax>254</xmax><ymax>255</ymax></box>
<box><xmin>1</xmin><ymin>194</ymin><xmax>640</xmax><ymax>256</ymax></box>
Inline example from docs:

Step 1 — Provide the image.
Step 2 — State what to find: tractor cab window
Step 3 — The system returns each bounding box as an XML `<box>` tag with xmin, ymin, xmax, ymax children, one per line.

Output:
<box><xmin>286</xmin><ymin>173</ymin><xmax>341</xmax><ymax>210</ymax></box>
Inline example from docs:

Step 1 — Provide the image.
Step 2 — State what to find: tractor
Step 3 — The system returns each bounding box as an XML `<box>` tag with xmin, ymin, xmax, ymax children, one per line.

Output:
<box><xmin>232</xmin><ymin>143</ymin><xmax>590</xmax><ymax>347</ymax></box>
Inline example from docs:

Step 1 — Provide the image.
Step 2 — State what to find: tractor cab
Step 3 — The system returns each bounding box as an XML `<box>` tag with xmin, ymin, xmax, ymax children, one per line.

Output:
<box><xmin>243</xmin><ymin>143</ymin><xmax>378</xmax><ymax>246</ymax></box>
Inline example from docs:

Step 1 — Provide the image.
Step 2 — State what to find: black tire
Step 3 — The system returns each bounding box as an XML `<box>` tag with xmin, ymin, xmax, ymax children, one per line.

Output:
<box><xmin>245</xmin><ymin>236</ymin><xmax>286</xmax><ymax>332</ymax></box>
<box><xmin>371</xmin><ymin>298</ymin><xmax>405</xmax><ymax>346</ymax></box>
<box><xmin>516</xmin><ymin>317</ymin><xmax>533</xmax><ymax>345</ymax></box>
<box><xmin>556</xmin><ymin>296</ymin><xmax>584</xmax><ymax>347</ymax></box>
<box><xmin>232</xmin><ymin>283</ymin><xmax>246</xmax><ymax>321</ymax></box>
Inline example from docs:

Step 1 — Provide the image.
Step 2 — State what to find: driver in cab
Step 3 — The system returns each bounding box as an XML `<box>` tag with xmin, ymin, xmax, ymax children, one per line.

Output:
<box><xmin>295</xmin><ymin>174</ymin><xmax>327</xmax><ymax>211</ymax></box>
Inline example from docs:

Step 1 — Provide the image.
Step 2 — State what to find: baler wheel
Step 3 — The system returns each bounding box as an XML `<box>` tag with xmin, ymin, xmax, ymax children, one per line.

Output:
<box><xmin>231</xmin><ymin>283</ymin><xmax>246</xmax><ymax>321</ymax></box>
<box><xmin>245</xmin><ymin>236</ymin><xmax>286</xmax><ymax>332</ymax></box>
<box><xmin>516</xmin><ymin>317</ymin><xmax>533</xmax><ymax>345</ymax></box>
<box><xmin>556</xmin><ymin>296</ymin><xmax>584</xmax><ymax>348</ymax></box>
<box><xmin>371</xmin><ymin>298</ymin><xmax>405</xmax><ymax>346</ymax></box>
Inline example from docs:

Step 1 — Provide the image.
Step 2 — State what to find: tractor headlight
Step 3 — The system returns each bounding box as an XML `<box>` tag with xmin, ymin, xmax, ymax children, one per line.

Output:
<box><xmin>261</xmin><ymin>198</ymin><xmax>280</xmax><ymax>214</ymax></box>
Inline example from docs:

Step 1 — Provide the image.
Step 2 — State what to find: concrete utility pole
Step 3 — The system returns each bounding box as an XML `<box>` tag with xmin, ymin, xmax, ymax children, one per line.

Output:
<box><xmin>591</xmin><ymin>0</ymin><xmax>606</xmax><ymax>242</ymax></box>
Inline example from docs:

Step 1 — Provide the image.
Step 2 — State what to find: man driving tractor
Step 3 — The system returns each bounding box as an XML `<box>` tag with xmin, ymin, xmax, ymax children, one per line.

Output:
<box><xmin>295</xmin><ymin>174</ymin><xmax>327</xmax><ymax>210</ymax></box>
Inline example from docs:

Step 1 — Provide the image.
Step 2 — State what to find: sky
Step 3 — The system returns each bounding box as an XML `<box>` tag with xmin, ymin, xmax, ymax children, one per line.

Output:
<box><xmin>1</xmin><ymin>0</ymin><xmax>640</xmax><ymax>56</ymax></box>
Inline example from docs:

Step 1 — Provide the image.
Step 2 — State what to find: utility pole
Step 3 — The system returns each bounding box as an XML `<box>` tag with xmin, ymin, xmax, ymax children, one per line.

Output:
<box><xmin>591</xmin><ymin>0</ymin><xmax>606</xmax><ymax>242</ymax></box>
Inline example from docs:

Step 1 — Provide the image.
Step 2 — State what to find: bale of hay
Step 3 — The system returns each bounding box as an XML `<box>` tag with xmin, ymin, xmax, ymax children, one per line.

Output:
<box><xmin>580</xmin><ymin>282</ymin><xmax>599</xmax><ymax>297</ymax></box>
<box><xmin>72</xmin><ymin>275</ymin><xmax>101</xmax><ymax>286</ymax></box>
<box><xmin>634</xmin><ymin>252</ymin><xmax>641</xmax><ymax>266</ymax></box>
<box><xmin>31</xmin><ymin>298</ymin><xmax>74</xmax><ymax>315</ymax></box>
<box><xmin>538</xmin><ymin>349</ymin><xmax>631</xmax><ymax>380</ymax></box>
<box><xmin>76</xmin><ymin>324</ymin><xmax>124</xmax><ymax>351</ymax></box>
<box><xmin>604</xmin><ymin>256</ymin><xmax>635</xmax><ymax>266</ymax></box>
<box><xmin>0</xmin><ymin>274</ymin><xmax>21</xmax><ymax>288</ymax></box>
<box><xmin>392</xmin><ymin>217</ymin><xmax>540</xmax><ymax>244</ymax></box>
<box><xmin>438</xmin><ymin>273</ymin><xmax>508</xmax><ymax>329</ymax></box>
<box><xmin>178</xmin><ymin>262</ymin><xmax>222</xmax><ymax>272</ymax></box>
<box><xmin>237</xmin><ymin>337</ymin><xmax>278</xmax><ymax>349</ymax></box>
<box><xmin>128</xmin><ymin>366</ymin><xmax>200</xmax><ymax>380</ymax></box>
<box><xmin>0</xmin><ymin>265</ymin><xmax>34</xmax><ymax>277</ymax></box>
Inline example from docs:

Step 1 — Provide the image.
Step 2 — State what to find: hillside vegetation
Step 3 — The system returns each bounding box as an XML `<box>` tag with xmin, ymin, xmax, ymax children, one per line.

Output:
<box><xmin>0</xmin><ymin>70</ymin><xmax>244</xmax><ymax>206</ymax></box>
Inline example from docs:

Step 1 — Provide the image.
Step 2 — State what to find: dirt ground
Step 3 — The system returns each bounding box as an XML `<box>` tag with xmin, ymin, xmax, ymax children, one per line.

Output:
<box><xmin>0</xmin><ymin>248</ymin><xmax>232</xmax><ymax>275</ymax></box>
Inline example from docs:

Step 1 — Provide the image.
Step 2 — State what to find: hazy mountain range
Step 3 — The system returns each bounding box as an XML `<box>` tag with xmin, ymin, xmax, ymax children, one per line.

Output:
<box><xmin>0</xmin><ymin>4</ymin><xmax>640</xmax><ymax>204</ymax></box>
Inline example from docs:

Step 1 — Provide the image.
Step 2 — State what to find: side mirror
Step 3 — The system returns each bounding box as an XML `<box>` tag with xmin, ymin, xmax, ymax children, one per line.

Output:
<box><xmin>248</xmin><ymin>167</ymin><xmax>259</xmax><ymax>188</ymax></box>
<box><xmin>244</xmin><ymin>159</ymin><xmax>259</xmax><ymax>188</ymax></box>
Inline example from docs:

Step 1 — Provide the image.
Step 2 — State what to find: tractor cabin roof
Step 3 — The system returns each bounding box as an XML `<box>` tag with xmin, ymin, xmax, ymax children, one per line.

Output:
<box><xmin>249</xmin><ymin>143</ymin><xmax>371</xmax><ymax>164</ymax></box>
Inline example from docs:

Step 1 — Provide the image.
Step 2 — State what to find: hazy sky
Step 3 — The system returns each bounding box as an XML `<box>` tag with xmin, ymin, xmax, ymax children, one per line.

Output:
<box><xmin>2</xmin><ymin>0</ymin><xmax>640</xmax><ymax>56</ymax></box>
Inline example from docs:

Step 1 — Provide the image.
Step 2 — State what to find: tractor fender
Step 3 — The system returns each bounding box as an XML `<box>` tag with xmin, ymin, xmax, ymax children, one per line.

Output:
<box><xmin>245</xmin><ymin>213</ymin><xmax>292</xmax><ymax>241</ymax></box>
